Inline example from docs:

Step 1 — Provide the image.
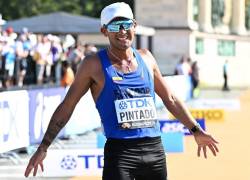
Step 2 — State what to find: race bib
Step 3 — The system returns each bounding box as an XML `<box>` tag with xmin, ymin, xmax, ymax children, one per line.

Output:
<box><xmin>114</xmin><ymin>97</ymin><xmax>157</xmax><ymax>129</ymax></box>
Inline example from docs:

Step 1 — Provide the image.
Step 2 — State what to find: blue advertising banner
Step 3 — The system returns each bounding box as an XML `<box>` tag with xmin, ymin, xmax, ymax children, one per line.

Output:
<box><xmin>159</xmin><ymin>119</ymin><xmax>205</xmax><ymax>135</ymax></box>
<box><xmin>161</xmin><ymin>132</ymin><xmax>184</xmax><ymax>153</ymax></box>
<box><xmin>28</xmin><ymin>87</ymin><xmax>65</xmax><ymax>144</ymax></box>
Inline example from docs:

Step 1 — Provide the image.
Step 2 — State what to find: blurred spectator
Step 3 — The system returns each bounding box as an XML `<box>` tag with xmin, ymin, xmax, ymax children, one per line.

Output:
<box><xmin>22</xmin><ymin>27</ymin><xmax>29</xmax><ymax>35</ymax></box>
<box><xmin>67</xmin><ymin>42</ymin><xmax>85</xmax><ymax>74</ymax></box>
<box><xmin>174</xmin><ymin>56</ymin><xmax>192</xmax><ymax>75</ymax></box>
<box><xmin>190</xmin><ymin>61</ymin><xmax>200</xmax><ymax>98</ymax></box>
<box><xmin>33</xmin><ymin>34</ymin><xmax>51</xmax><ymax>85</ymax></box>
<box><xmin>15</xmin><ymin>33</ymin><xmax>31</xmax><ymax>86</ymax></box>
<box><xmin>0</xmin><ymin>35</ymin><xmax>6</xmax><ymax>88</ymax></box>
<box><xmin>63</xmin><ymin>34</ymin><xmax>75</xmax><ymax>50</ymax></box>
<box><xmin>5</xmin><ymin>27</ymin><xmax>17</xmax><ymax>45</ymax></box>
<box><xmin>50</xmin><ymin>35</ymin><xmax>63</xmax><ymax>85</ymax></box>
<box><xmin>84</xmin><ymin>43</ymin><xmax>98</xmax><ymax>56</ymax></box>
<box><xmin>22</xmin><ymin>29</ymin><xmax>37</xmax><ymax>85</ymax></box>
<box><xmin>222</xmin><ymin>59</ymin><xmax>230</xmax><ymax>91</ymax></box>
<box><xmin>1</xmin><ymin>32</ymin><xmax>16</xmax><ymax>88</ymax></box>
<box><xmin>61</xmin><ymin>60</ymin><xmax>74</xmax><ymax>87</ymax></box>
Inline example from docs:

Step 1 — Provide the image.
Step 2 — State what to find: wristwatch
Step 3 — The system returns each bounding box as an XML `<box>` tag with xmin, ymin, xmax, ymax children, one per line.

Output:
<box><xmin>190</xmin><ymin>123</ymin><xmax>201</xmax><ymax>134</ymax></box>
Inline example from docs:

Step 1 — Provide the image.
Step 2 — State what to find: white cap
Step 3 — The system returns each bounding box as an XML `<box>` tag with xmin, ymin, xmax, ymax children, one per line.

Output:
<box><xmin>100</xmin><ymin>2</ymin><xmax>134</xmax><ymax>26</ymax></box>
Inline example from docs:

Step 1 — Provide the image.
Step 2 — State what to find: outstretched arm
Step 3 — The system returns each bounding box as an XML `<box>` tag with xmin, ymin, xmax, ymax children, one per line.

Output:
<box><xmin>142</xmin><ymin>49</ymin><xmax>219</xmax><ymax>158</ymax></box>
<box><xmin>24</xmin><ymin>56</ymin><xmax>96</xmax><ymax>177</ymax></box>
<box><xmin>24</xmin><ymin>101</ymin><xmax>73</xmax><ymax>177</ymax></box>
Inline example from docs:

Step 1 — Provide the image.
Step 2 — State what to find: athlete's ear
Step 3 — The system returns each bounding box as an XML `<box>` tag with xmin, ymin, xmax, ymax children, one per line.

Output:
<box><xmin>132</xmin><ymin>19</ymin><xmax>137</xmax><ymax>33</ymax></box>
<box><xmin>100</xmin><ymin>27</ymin><xmax>108</xmax><ymax>37</ymax></box>
<box><xmin>133</xmin><ymin>19</ymin><xmax>137</xmax><ymax>27</ymax></box>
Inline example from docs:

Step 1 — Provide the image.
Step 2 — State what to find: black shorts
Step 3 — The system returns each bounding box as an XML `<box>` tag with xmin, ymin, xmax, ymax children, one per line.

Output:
<box><xmin>103</xmin><ymin>136</ymin><xmax>167</xmax><ymax>180</ymax></box>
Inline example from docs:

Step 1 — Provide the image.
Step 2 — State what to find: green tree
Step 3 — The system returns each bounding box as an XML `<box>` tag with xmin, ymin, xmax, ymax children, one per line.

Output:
<box><xmin>0</xmin><ymin>0</ymin><xmax>133</xmax><ymax>20</ymax></box>
<box><xmin>79</xmin><ymin>0</ymin><xmax>134</xmax><ymax>18</ymax></box>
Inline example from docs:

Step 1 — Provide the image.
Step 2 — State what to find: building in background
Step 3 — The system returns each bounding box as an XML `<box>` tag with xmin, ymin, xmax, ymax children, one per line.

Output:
<box><xmin>135</xmin><ymin>0</ymin><xmax>250</xmax><ymax>88</ymax></box>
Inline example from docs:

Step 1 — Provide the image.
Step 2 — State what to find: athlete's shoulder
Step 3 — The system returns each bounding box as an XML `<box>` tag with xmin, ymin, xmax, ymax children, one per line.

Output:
<box><xmin>84</xmin><ymin>48</ymin><xmax>108</xmax><ymax>64</ymax></box>
<box><xmin>82</xmin><ymin>49</ymin><xmax>104</xmax><ymax>64</ymax></box>
<box><xmin>77</xmin><ymin>51</ymin><xmax>102</xmax><ymax>74</ymax></box>
<box><xmin>137</xmin><ymin>48</ymin><xmax>152</xmax><ymax>56</ymax></box>
<box><xmin>136</xmin><ymin>48</ymin><xmax>156</xmax><ymax>65</ymax></box>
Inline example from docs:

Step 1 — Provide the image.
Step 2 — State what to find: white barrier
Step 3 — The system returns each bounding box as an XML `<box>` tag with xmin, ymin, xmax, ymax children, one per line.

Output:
<box><xmin>0</xmin><ymin>90</ymin><xmax>29</xmax><ymax>153</ymax></box>
<box><xmin>65</xmin><ymin>90</ymin><xmax>101</xmax><ymax>136</ymax></box>
<box><xmin>187</xmin><ymin>98</ymin><xmax>241</xmax><ymax>110</ymax></box>
<box><xmin>155</xmin><ymin>75</ymin><xmax>192</xmax><ymax>109</ymax></box>
<box><xmin>0</xmin><ymin>87</ymin><xmax>101</xmax><ymax>153</ymax></box>
<box><xmin>43</xmin><ymin>149</ymin><xmax>104</xmax><ymax>177</ymax></box>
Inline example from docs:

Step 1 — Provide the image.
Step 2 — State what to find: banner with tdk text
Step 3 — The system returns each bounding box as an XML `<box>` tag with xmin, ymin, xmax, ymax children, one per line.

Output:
<box><xmin>43</xmin><ymin>149</ymin><xmax>104</xmax><ymax>177</ymax></box>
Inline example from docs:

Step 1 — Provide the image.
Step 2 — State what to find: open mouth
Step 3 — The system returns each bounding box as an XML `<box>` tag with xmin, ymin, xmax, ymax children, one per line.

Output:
<box><xmin>117</xmin><ymin>35</ymin><xmax>129</xmax><ymax>43</ymax></box>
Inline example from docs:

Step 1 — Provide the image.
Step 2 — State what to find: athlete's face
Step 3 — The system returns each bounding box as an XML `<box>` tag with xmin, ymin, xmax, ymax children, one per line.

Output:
<box><xmin>101</xmin><ymin>18</ymin><xmax>137</xmax><ymax>50</ymax></box>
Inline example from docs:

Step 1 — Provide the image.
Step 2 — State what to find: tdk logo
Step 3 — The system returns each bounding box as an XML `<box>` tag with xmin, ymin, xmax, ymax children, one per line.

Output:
<box><xmin>60</xmin><ymin>155</ymin><xmax>77</xmax><ymax>170</ymax></box>
<box><xmin>119</xmin><ymin>101</ymin><xmax>128</xmax><ymax>110</ymax></box>
<box><xmin>119</xmin><ymin>98</ymin><xmax>152</xmax><ymax>110</ymax></box>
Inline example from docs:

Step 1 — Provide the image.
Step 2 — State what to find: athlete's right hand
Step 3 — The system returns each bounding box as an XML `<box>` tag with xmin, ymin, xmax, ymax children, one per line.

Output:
<box><xmin>24</xmin><ymin>147</ymin><xmax>47</xmax><ymax>177</ymax></box>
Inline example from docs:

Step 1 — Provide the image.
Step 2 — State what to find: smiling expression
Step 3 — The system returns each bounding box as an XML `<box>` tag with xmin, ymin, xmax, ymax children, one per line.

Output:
<box><xmin>101</xmin><ymin>18</ymin><xmax>137</xmax><ymax>50</ymax></box>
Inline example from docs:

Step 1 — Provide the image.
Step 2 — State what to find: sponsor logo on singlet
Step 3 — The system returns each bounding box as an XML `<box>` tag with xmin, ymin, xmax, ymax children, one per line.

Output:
<box><xmin>114</xmin><ymin>97</ymin><xmax>157</xmax><ymax>129</ymax></box>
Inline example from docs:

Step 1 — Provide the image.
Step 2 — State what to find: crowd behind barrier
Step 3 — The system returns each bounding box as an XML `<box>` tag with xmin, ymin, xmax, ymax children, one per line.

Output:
<box><xmin>0</xmin><ymin>26</ymin><xmax>97</xmax><ymax>90</ymax></box>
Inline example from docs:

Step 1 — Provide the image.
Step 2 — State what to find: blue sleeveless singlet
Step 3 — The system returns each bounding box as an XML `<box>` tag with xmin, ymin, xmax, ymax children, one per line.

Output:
<box><xmin>96</xmin><ymin>48</ymin><xmax>161</xmax><ymax>139</ymax></box>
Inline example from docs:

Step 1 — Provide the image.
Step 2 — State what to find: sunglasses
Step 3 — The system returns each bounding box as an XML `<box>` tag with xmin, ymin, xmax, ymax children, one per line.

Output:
<box><xmin>105</xmin><ymin>20</ymin><xmax>134</xmax><ymax>32</ymax></box>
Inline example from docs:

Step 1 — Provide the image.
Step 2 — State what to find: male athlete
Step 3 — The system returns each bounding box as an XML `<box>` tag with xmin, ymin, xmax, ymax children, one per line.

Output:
<box><xmin>25</xmin><ymin>2</ymin><xmax>219</xmax><ymax>180</ymax></box>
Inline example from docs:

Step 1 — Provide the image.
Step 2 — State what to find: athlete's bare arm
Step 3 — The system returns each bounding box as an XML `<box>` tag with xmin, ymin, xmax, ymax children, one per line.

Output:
<box><xmin>39</xmin><ymin>54</ymin><xmax>103</xmax><ymax>150</ymax></box>
<box><xmin>25</xmin><ymin>54</ymin><xmax>104</xmax><ymax>177</ymax></box>
<box><xmin>138</xmin><ymin>49</ymin><xmax>219</xmax><ymax>158</ymax></box>
<box><xmin>138</xmin><ymin>48</ymin><xmax>197</xmax><ymax>129</ymax></box>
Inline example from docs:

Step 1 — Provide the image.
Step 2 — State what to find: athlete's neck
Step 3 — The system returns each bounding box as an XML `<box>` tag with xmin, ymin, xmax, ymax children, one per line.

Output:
<box><xmin>107</xmin><ymin>46</ymin><xmax>135</xmax><ymax>73</ymax></box>
<box><xmin>108</xmin><ymin>47</ymin><xmax>133</xmax><ymax>63</ymax></box>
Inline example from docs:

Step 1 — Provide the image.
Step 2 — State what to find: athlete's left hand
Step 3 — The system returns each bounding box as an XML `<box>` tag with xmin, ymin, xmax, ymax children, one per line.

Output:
<box><xmin>193</xmin><ymin>131</ymin><xmax>219</xmax><ymax>158</ymax></box>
